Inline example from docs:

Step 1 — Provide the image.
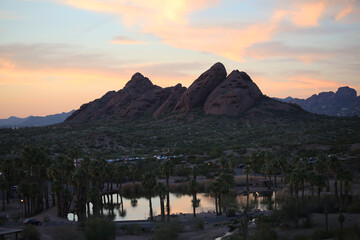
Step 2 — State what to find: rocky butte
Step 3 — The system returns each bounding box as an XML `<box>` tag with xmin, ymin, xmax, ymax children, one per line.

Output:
<box><xmin>66</xmin><ymin>62</ymin><xmax>301</xmax><ymax>122</ymax></box>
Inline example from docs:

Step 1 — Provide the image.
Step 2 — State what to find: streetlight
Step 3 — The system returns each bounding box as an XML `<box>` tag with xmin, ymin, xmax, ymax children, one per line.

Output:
<box><xmin>20</xmin><ymin>199</ymin><xmax>24</xmax><ymax>220</ymax></box>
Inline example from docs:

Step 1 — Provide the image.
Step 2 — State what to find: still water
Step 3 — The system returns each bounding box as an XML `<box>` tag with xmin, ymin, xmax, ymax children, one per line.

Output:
<box><xmin>68</xmin><ymin>192</ymin><xmax>275</xmax><ymax>221</ymax></box>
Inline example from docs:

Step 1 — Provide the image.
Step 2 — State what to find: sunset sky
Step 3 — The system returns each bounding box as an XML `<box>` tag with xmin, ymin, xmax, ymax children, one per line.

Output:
<box><xmin>0</xmin><ymin>0</ymin><xmax>359</xmax><ymax>118</ymax></box>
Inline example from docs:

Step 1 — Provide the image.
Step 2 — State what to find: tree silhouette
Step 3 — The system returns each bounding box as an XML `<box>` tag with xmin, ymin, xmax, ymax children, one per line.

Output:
<box><xmin>160</xmin><ymin>160</ymin><xmax>174</xmax><ymax>218</ymax></box>
<box><xmin>142</xmin><ymin>172</ymin><xmax>156</xmax><ymax>221</ymax></box>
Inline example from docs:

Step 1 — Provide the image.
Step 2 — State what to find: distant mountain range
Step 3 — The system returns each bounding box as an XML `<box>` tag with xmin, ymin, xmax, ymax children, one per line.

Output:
<box><xmin>0</xmin><ymin>110</ymin><xmax>74</xmax><ymax>128</ymax></box>
<box><xmin>275</xmin><ymin>87</ymin><xmax>360</xmax><ymax>117</ymax></box>
<box><xmin>66</xmin><ymin>62</ymin><xmax>302</xmax><ymax>122</ymax></box>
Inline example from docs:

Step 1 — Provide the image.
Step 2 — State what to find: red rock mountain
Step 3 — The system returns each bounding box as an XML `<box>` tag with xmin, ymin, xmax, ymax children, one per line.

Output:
<box><xmin>67</xmin><ymin>63</ymin><xmax>300</xmax><ymax>122</ymax></box>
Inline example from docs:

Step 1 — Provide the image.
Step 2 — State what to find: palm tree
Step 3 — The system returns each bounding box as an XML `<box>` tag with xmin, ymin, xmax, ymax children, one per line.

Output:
<box><xmin>307</xmin><ymin>171</ymin><xmax>318</xmax><ymax>198</ymax></box>
<box><xmin>217</xmin><ymin>172</ymin><xmax>235</xmax><ymax>215</ymax></box>
<box><xmin>315</xmin><ymin>154</ymin><xmax>330</xmax><ymax>191</ymax></box>
<box><xmin>228</xmin><ymin>156</ymin><xmax>238</xmax><ymax>175</ymax></box>
<box><xmin>315</xmin><ymin>174</ymin><xmax>326</xmax><ymax>199</ymax></box>
<box><xmin>142</xmin><ymin>173</ymin><xmax>156</xmax><ymax>221</ymax></box>
<box><xmin>338</xmin><ymin>168</ymin><xmax>352</xmax><ymax>206</ymax></box>
<box><xmin>188</xmin><ymin>179</ymin><xmax>198</xmax><ymax>217</ymax></box>
<box><xmin>116</xmin><ymin>164</ymin><xmax>126</xmax><ymax>189</ymax></box>
<box><xmin>278</xmin><ymin>155</ymin><xmax>287</xmax><ymax>185</ymax></box>
<box><xmin>155</xmin><ymin>182</ymin><xmax>167</xmax><ymax>221</ymax></box>
<box><xmin>48</xmin><ymin>155</ymin><xmax>75</xmax><ymax>217</ymax></box>
<box><xmin>160</xmin><ymin>160</ymin><xmax>174</xmax><ymax>217</ymax></box>
<box><xmin>128</xmin><ymin>164</ymin><xmax>137</xmax><ymax>183</ymax></box>
<box><xmin>20</xmin><ymin>146</ymin><xmax>50</xmax><ymax>215</ymax></box>
<box><xmin>0</xmin><ymin>176</ymin><xmax>7</xmax><ymax>211</ymax></box>
<box><xmin>71</xmin><ymin>166</ymin><xmax>89</xmax><ymax>228</ymax></box>
<box><xmin>88</xmin><ymin>159</ymin><xmax>106</xmax><ymax>217</ymax></box>
<box><xmin>244</xmin><ymin>165</ymin><xmax>251</xmax><ymax>192</ymax></box>
<box><xmin>328</xmin><ymin>155</ymin><xmax>340</xmax><ymax>199</ymax></box>
<box><xmin>209</xmin><ymin>181</ymin><xmax>221</xmax><ymax>216</ymax></box>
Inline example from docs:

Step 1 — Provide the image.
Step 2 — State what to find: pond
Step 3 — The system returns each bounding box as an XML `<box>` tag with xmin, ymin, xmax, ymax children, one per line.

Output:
<box><xmin>68</xmin><ymin>191</ymin><xmax>276</xmax><ymax>221</ymax></box>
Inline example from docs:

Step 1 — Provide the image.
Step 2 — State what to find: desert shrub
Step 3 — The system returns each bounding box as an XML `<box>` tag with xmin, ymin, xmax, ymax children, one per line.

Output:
<box><xmin>42</xmin><ymin>215</ymin><xmax>51</xmax><ymax>223</ymax></box>
<box><xmin>344</xmin><ymin>196</ymin><xmax>360</xmax><ymax>213</ymax></box>
<box><xmin>153</xmin><ymin>220</ymin><xmax>183</xmax><ymax>240</ymax></box>
<box><xmin>191</xmin><ymin>217</ymin><xmax>204</xmax><ymax>230</ymax></box>
<box><xmin>22</xmin><ymin>225</ymin><xmax>40</xmax><ymax>240</ymax></box>
<box><xmin>120</xmin><ymin>224</ymin><xmax>143</xmax><ymax>235</ymax></box>
<box><xmin>10</xmin><ymin>212</ymin><xmax>22</xmax><ymax>222</ymax></box>
<box><xmin>53</xmin><ymin>226</ymin><xmax>83</xmax><ymax>240</ymax></box>
<box><xmin>333</xmin><ymin>225</ymin><xmax>360</xmax><ymax>240</ymax></box>
<box><xmin>249</xmin><ymin>223</ymin><xmax>277</xmax><ymax>240</ymax></box>
<box><xmin>229</xmin><ymin>233</ymin><xmax>244</xmax><ymax>240</ymax></box>
<box><xmin>310</xmin><ymin>229</ymin><xmax>333</xmax><ymax>240</ymax></box>
<box><xmin>278</xmin><ymin>198</ymin><xmax>312</xmax><ymax>226</ymax></box>
<box><xmin>293</xmin><ymin>234</ymin><xmax>310</xmax><ymax>240</ymax></box>
<box><xmin>255</xmin><ymin>212</ymin><xmax>281</xmax><ymax>226</ymax></box>
<box><xmin>84</xmin><ymin>218</ymin><xmax>116</xmax><ymax>240</ymax></box>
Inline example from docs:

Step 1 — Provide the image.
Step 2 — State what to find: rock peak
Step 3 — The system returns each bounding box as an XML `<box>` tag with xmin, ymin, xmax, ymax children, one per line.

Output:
<box><xmin>174</xmin><ymin>62</ymin><xmax>227</xmax><ymax>111</ymax></box>
<box><xmin>336</xmin><ymin>86</ymin><xmax>357</xmax><ymax>98</ymax></box>
<box><xmin>124</xmin><ymin>72</ymin><xmax>153</xmax><ymax>93</ymax></box>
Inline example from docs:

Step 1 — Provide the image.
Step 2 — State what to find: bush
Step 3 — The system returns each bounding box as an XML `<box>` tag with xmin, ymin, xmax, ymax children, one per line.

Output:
<box><xmin>293</xmin><ymin>234</ymin><xmax>310</xmax><ymax>240</ymax></box>
<box><xmin>191</xmin><ymin>218</ymin><xmax>204</xmax><ymax>230</ymax></box>
<box><xmin>249</xmin><ymin>223</ymin><xmax>277</xmax><ymax>240</ymax></box>
<box><xmin>10</xmin><ymin>212</ymin><xmax>22</xmax><ymax>222</ymax></box>
<box><xmin>120</xmin><ymin>224</ymin><xmax>143</xmax><ymax>235</ymax></box>
<box><xmin>310</xmin><ymin>229</ymin><xmax>333</xmax><ymax>240</ymax></box>
<box><xmin>153</xmin><ymin>221</ymin><xmax>183</xmax><ymax>240</ymax></box>
<box><xmin>84</xmin><ymin>218</ymin><xmax>116</xmax><ymax>240</ymax></box>
<box><xmin>53</xmin><ymin>226</ymin><xmax>83</xmax><ymax>240</ymax></box>
<box><xmin>42</xmin><ymin>215</ymin><xmax>51</xmax><ymax>223</ymax></box>
<box><xmin>333</xmin><ymin>225</ymin><xmax>360</xmax><ymax>240</ymax></box>
<box><xmin>22</xmin><ymin>225</ymin><xmax>40</xmax><ymax>240</ymax></box>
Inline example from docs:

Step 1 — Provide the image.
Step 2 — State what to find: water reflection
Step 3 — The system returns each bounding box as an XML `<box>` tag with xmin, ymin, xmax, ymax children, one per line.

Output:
<box><xmin>68</xmin><ymin>191</ymin><xmax>275</xmax><ymax>221</ymax></box>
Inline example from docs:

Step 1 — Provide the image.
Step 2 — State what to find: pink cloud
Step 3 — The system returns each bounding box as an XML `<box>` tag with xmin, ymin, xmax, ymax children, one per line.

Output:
<box><xmin>110</xmin><ymin>36</ymin><xmax>145</xmax><ymax>45</ymax></box>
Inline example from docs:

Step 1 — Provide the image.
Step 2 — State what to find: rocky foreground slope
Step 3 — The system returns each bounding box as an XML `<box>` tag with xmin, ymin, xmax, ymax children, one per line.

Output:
<box><xmin>67</xmin><ymin>63</ymin><xmax>300</xmax><ymax>122</ymax></box>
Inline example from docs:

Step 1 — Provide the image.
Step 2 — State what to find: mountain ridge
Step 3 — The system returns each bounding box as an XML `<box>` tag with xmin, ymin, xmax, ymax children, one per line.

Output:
<box><xmin>66</xmin><ymin>62</ymin><xmax>303</xmax><ymax>122</ymax></box>
<box><xmin>276</xmin><ymin>86</ymin><xmax>360</xmax><ymax>117</ymax></box>
<box><xmin>0</xmin><ymin>110</ymin><xmax>75</xmax><ymax>128</ymax></box>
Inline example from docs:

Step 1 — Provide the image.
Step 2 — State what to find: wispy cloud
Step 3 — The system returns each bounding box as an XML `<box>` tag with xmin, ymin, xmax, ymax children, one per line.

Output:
<box><xmin>49</xmin><ymin>0</ymin><xmax>359</xmax><ymax>62</ymax></box>
<box><xmin>110</xmin><ymin>36</ymin><xmax>145</xmax><ymax>45</ymax></box>
<box><xmin>0</xmin><ymin>11</ymin><xmax>20</xmax><ymax>20</ymax></box>
<box><xmin>257</xmin><ymin>75</ymin><xmax>341</xmax><ymax>98</ymax></box>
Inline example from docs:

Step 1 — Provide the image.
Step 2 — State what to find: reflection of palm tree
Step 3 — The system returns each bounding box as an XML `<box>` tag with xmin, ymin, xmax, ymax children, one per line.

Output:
<box><xmin>130</xmin><ymin>199</ymin><xmax>138</xmax><ymax>208</ymax></box>
<box><xmin>119</xmin><ymin>208</ymin><xmax>127</xmax><ymax>218</ymax></box>
<box><xmin>142</xmin><ymin>173</ymin><xmax>156</xmax><ymax>221</ymax></box>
